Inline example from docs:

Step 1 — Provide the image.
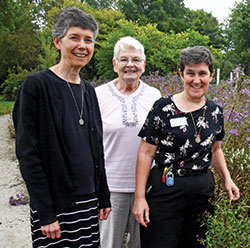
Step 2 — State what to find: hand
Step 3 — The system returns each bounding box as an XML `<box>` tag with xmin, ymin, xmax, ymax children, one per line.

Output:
<box><xmin>225</xmin><ymin>179</ymin><xmax>240</xmax><ymax>201</ymax></box>
<box><xmin>41</xmin><ymin>221</ymin><xmax>61</xmax><ymax>239</ymax></box>
<box><xmin>133</xmin><ymin>198</ymin><xmax>150</xmax><ymax>227</ymax></box>
<box><xmin>98</xmin><ymin>207</ymin><xmax>112</xmax><ymax>220</ymax></box>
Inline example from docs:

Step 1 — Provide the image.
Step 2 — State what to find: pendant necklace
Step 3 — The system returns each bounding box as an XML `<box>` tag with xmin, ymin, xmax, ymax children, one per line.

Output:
<box><xmin>66</xmin><ymin>81</ymin><xmax>85</xmax><ymax>126</ymax></box>
<box><xmin>189</xmin><ymin>104</ymin><xmax>206</xmax><ymax>143</ymax></box>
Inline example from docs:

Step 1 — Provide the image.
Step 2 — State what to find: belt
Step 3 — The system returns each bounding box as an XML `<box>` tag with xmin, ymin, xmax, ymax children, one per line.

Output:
<box><xmin>171</xmin><ymin>167</ymin><xmax>208</xmax><ymax>177</ymax></box>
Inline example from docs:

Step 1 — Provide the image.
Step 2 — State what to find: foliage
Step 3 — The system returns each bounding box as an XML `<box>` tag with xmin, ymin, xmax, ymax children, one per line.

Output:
<box><xmin>116</xmin><ymin>0</ymin><xmax>189</xmax><ymax>33</ymax></box>
<box><xmin>187</xmin><ymin>9</ymin><xmax>225</xmax><ymax>49</ymax></box>
<box><xmin>95</xmin><ymin>20</ymin><xmax>223</xmax><ymax>80</ymax></box>
<box><xmin>208</xmin><ymin>67</ymin><xmax>250</xmax><ymax>204</ymax></box>
<box><xmin>225</xmin><ymin>0</ymin><xmax>250</xmax><ymax>74</ymax></box>
<box><xmin>0</xmin><ymin>0</ymin><xmax>42</xmax><ymax>84</ymax></box>
<box><xmin>1</xmin><ymin>66</ymin><xmax>32</xmax><ymax>101</ymax></box>
<box><xmin>202</xmin><ymin>197</ymin><xmax>250</xmax><ymax>248</ymax></box>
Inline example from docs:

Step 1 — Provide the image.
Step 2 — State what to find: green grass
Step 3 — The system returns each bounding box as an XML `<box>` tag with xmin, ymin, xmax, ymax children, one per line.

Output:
<box><xmin>0</xmin><ymin>95</ymin><xmax>14</xmax><ymax>115</ymax></box>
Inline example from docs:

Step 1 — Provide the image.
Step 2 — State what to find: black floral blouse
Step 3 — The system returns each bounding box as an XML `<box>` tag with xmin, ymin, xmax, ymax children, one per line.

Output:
<box><xmin>138</xmin><ymin>96</ymin><xmax>225</xmax><ymax>169</ymax></box>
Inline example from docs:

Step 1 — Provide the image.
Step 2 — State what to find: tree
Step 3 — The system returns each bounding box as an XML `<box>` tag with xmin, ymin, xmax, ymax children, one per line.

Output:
<box><xmin>0</xmin><ymin>0</ymin><xmax>42</xmax><ymax>85</ymax></box>
<box><xmin>187</xmin><ymin>9</ymin><xmax>225</xmax><ymax>49</ymax></box>
<box><xmin>95</xmin><ymin>20</ymin><xmax>223</xmax><ymax>80</ymax></box>
<box><xmin>85</xmin><ymin>0</ymin><xmax>119</xmax><ymax>9</ymax></box>
<box><xmin>226</xmin><ymin>0</ymin><xmax>250</xmax><ymax>74</ymax></box>
<box><xmin>117</xmin><ymin>0</ymin><xmax>188</xmax><ymax>33</ymax></box>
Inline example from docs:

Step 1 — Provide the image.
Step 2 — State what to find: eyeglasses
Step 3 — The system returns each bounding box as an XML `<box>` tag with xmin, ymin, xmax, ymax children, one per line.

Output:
<box><xmin>117</xmin><ymin>57</ymin><xmax>144</xmax><ymax>65</ymax></box>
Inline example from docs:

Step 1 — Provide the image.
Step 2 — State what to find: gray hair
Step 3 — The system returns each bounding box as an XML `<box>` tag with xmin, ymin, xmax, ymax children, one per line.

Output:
<box><xmin>179</xmin><ymin>46</ymin><xmax>214</xmax><ymax>74</ymax></box>
<box><xmin>52</xmin><ymin>6</ymin><xmax>98</xmax><ymax>40</ymax></box>
<box><xmin>113</xmin><ymin>36</ymin><xmax>146</xmax><ymax>61</ymax></box>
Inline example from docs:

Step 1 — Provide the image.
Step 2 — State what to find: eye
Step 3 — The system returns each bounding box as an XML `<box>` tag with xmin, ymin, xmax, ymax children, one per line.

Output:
<box><xmin>132</xmin><ymin>58</ymin><xmax>141</xmax><ymax>63</ymax></box>
<box><xmin>120</xmin><ymin>58</ymin><xmax>128</xmax><ymax>63</ymax></box>
<box><xmin>200</xmin><ymin>71</ymin><xmax>208</xmax><ymax>76</ymax></box>
<box><xmin>70</xmin><ymin>36</ymin><xmax>79</xmax><ymax>41</ymax></box>
<box><xmin>85</xmin><ymin>38</ymin><xmax>94</xmax><ymax>44</ymax></box>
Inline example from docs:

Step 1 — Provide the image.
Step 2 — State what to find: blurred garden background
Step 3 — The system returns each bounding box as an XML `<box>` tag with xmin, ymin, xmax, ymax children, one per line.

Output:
<box><xmin>0</xmin><ymin>0</ymin><xmax>249</xmax><ymax>247</ymax></box>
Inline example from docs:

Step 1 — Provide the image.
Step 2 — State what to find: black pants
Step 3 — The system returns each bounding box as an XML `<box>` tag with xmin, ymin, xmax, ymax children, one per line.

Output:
<box><xmin>141</xmin><ymin>169</ymin><xmax>215</xmax><ymax>248</ymax></box>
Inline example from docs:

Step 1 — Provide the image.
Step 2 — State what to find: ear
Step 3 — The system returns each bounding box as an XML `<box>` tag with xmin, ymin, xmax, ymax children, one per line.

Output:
<box><xmin>53</xmin><ymin>36</ymin><xmax>61</xmax><ymax>50</ymax></box>
<box><xmin>142</xmin><ymin>60</ymin><xmax>146</xmax><ymax>74</ymax></box>
<box><xmin>112</xmin><ymin>59</ymin><xmax>118</xmax><ymax>73</ymax></box>
<box><xmin>178</xmin><ymin>68</ymin><xmax>184</xmax><ymax>80</ymax></box>
<box><xmin>210</xmin><ymin>69</ymin><xmax>215</xmax><ymax>81</ymax></box>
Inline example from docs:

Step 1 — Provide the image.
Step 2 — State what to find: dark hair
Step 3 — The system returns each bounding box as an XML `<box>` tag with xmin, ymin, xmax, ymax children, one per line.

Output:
<box><xmin>179</xmin><ymin>46</ymin><xmax>214</xmax><ymax>74</ymax></box>
<box><xmin>52</xmin><ymin>6</ymin><xmax>98</xmax><ymax>40</ymax></box>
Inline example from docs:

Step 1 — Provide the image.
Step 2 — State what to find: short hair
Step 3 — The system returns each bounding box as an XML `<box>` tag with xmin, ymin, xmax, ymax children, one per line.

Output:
<box><xmin>113</xmin><ymin>36</ymin><xmax>146</xmax><ymax>60</ymax></box>
<box><xmin>52</xmin><ymin>6</ymin><xmax>98</xmax><ymax>40</ymax></box>
<box><xmin>179</xmin><ymin>46</ymin><xmax>214</xmax><ymax>74</ymax></box>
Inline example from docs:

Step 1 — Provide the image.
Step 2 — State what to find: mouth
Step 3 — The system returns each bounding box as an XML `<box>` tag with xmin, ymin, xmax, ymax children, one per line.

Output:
<box><xmin>124</xmin><ymin>69</ymin><xmax>137</xmax><ymax>73</ymax></box>
<box><xmin>73</xmin><ymin>53</ymin><xmax>87</xmax><ymax>58</ymax></box>
<box><xmin>191</xmin><ymin>84</ymin><xmax>203</xmax><ymax>89</ymax></box>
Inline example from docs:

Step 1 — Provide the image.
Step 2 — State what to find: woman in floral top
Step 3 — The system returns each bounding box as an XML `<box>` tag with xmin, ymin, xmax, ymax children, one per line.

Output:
<box><xmin>132</xmin><ymin>46</ymin><xmax>240</xmax><ymax>248</ymax></box>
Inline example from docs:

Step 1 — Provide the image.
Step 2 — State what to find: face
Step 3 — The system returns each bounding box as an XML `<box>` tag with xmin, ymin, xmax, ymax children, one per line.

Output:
<box><xmin>53</xmin><ymin>26</ymin><xmax>95</xmax><ymax>69</ymax></box>
<box><xmin>113</xmin><ymin>46</ymin><xmax>145</xmax><ymax>83</ymax></box>
<box><xmin>179</xmin><ymin>62</ymin><xmax>214</xmax><ymax>100</ymax></box>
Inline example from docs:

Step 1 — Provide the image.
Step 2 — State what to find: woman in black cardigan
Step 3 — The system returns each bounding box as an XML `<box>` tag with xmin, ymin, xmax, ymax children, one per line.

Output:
<box><xmin>13</xmin><ymin>6</ymin><xmax>111</xmax><ymax>247</ymax></box>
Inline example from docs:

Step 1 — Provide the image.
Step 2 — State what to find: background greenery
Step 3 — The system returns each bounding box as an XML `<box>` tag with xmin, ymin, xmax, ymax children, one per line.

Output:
<box><xmin>0</xmin><ymin>0</ymin><xmax>250</xmax><ymax>100</ymax></box>
<box><xmin>0</xmin><ymin>0</ymin><xmax>249</xmax><ymax>247</ymax></box>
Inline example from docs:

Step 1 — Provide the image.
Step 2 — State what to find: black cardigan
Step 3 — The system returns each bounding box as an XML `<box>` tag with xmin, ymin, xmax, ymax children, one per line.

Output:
<box><xmin>13</xmin><ymin>69</ymin><xmax>111</xmax><ymax>225</ymax></box>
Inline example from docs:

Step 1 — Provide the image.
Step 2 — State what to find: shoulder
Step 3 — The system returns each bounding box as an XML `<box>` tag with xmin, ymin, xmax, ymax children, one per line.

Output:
<box><xmin>20</xmin><ymin>69</ymin><xmax>50</xmax><ymax>95</ymax></box>
<box><xmin>141</xmin><ymin>81</ymin><xmax>161</xmax><ymax>97</ymax></box>
<box><xmin>151</xmin><ymin>96</ymin><xmax>172</xmax><ymax>112</ymax></box>
<box><xmin>95</xmin><ymin>81</ymin><xmax>113</xmax><ymax>97</ymax></box>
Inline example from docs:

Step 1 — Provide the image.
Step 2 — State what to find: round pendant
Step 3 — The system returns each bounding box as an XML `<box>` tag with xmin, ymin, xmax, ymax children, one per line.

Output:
<box><xmin>195</xmin><ymin>135</ymin><xmax>201</xmax><ymax>143</ymax></box>
<box><xmin>79</xmin><ymin>118</ymin><xmax>84</xmax><ymax>125</ymax></box>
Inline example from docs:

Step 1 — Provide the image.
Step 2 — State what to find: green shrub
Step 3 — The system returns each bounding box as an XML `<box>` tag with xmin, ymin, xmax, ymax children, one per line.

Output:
<box><xmin>1</xmin><ymin>66</ymin><xmax>31</xmax><ymax>101</ymax></box>
<box><xmin>203</xmin><ymin>197</ymin><xmax>250</xmax><ymax>247</ymax></box>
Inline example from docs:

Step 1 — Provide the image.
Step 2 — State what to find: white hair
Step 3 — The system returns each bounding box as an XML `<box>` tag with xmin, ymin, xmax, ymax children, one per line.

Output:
<box><xmin>113</xmin><ymin>36</ymin><xmax>146</xmax><ymax>60</ymax></box>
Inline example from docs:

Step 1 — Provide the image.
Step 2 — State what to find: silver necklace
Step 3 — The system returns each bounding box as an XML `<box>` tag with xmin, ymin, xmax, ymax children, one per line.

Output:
<box><xmin>66</xmin><ymin>81</ymin><xmax>84</xmax><ymax>125</ymax></box>
<box><xmin>189</xmin><ymin>105</ymin><xmax>206</xmax><ymax>143</ymax></box>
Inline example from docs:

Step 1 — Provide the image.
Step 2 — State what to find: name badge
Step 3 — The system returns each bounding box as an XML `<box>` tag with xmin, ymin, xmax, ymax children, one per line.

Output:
<box><xmin>170</xmin><ymin>117</ymin><xmax>187</xmax><ymax>127</ymax></box>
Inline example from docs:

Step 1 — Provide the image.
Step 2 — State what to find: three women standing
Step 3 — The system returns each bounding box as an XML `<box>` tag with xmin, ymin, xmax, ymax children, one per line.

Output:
<box><xmin>13</xmin><ymin>7</ymin><xmax>111</xmax><ymax>247</ymax></box>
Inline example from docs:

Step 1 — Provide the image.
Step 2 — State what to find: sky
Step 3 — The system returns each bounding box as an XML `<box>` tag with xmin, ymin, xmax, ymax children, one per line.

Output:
<box><xmin>184</xmin><ymin>0</ymin><xmax>240</xmax><ymax>22</ymax></box>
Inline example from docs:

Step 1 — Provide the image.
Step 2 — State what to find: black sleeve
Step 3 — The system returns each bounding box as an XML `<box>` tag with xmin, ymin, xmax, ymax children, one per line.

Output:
<box><xmin>12</xmin><ymin>75</ymin><xmax>57</xmax><ymax>225</ymax></box>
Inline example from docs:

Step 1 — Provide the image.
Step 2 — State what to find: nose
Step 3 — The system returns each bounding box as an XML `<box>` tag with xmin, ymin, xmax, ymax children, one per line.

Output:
<box><xmin>78</xmin><ymin>39</ymin><xmax>87</xmax><ymax>48</ymax></box>
<box><xmin>193</xmin><ymin>75</ymin><xmax>201</xmax><ymax>83</ymax></box>
<box><xmin>126</xmin><ymin>59</ymin><xmax>134</xmax><ymax>66</ymax></box>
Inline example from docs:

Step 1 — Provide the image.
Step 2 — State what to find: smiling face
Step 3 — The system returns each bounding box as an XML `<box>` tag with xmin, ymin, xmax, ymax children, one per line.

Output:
<box><xmin>113</xmin><ymin>46</ymin><xmax>145</xmax><ymax>84</ymax></box>
<box><xmin>179</xmin><ymin>62</ymin><xmax>215</xmax><ymax>101</ymax></box>
<box><xmin>53</xmin><ymin>26</ymin><xmax>95</xmax><ymax>69</ymax></box>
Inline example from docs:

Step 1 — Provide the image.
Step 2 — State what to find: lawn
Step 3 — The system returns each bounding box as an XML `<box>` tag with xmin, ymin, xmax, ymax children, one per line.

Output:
<box><xmin>0</xmin><ymin>95</ymin><xmax>14</xmax><ymax>116</ymax></box>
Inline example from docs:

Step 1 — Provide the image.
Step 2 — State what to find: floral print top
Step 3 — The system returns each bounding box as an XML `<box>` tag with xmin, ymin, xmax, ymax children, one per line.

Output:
<box><xmin>138</xmin><ymin>96</ymin><xmax>225</xmax><ymax>169</ymax></box>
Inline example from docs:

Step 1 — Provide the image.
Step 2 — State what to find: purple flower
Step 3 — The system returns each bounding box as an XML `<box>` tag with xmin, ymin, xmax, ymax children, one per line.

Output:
<box><xmin>229</xmin><ymin>129</ymin><xmax>239</xmax><ymax>136</ymax></box>
<box><xmin>246</xmin><ymin>137</ymin><xmax>250</xmax><ymax>142</ymax></box>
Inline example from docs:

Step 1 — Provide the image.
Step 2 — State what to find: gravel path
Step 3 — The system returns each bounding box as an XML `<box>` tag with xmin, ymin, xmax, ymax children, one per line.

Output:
<box><xmin>0</xmin><ymin>114</ymin><xmax>31</xmax><ymax>247</ymax></box>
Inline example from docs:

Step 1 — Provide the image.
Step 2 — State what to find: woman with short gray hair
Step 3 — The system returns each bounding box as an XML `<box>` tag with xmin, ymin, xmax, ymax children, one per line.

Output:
<box><xmin>133</xmin><ymin>46</ymin><xmax>240</xmax><ymax>248</ymax></box>
<box><xmin>13</xmin><ymin>6</ymin><xmax>111</xmax><ymax>247</ymax></box>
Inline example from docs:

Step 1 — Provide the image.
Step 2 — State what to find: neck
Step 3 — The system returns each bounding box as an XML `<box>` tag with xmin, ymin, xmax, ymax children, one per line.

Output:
<box><xmin>181</xmin><ymin>92</ymin><xmax>206</xmax><ymax>112</ymax></box>
<box><xmin>50</xmin><ymin>63</ymin><xmax>81</xmax><ymax>84</ymax></box>
<box><xmin>114</xmin><ymin>78</ymin><xmax>140</xmax><ymax>96</ymax></box>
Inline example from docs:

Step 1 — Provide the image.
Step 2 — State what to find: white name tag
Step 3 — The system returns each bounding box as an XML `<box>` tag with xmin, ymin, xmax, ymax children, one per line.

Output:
<box><xmin>170</xmin><ymin>117</ymin><xmax>187</xmax><ymax>127</ymax></box>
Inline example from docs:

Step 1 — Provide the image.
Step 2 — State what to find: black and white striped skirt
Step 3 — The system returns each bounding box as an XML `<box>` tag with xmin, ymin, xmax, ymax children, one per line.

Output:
<box><xmin>31</xmin><ymin>195</ymin><xmax>100</xmax><ymax>248</ymax></box>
